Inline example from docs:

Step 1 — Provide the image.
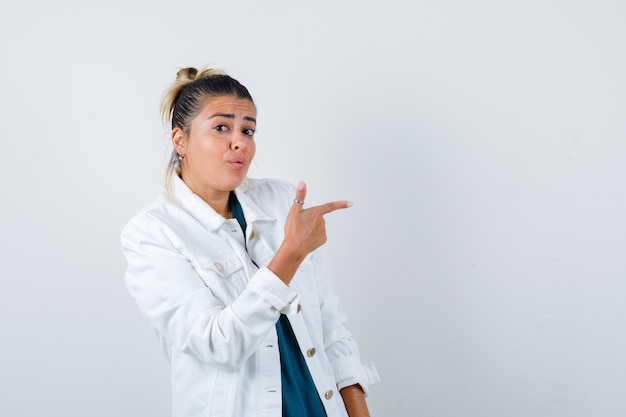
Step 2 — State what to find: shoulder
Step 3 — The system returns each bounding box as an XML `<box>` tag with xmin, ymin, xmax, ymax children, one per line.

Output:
<box><xmin>121</xmin><ymin>193</ymin><xmax>184</xmax><ymax>244</ymax></box>
<box><xmin>239</xmin><ymin>177</ymin><xmax>295</xmax><ymax>202</ymax></box>
<box><xmin>236</xmin><ymin>178</ymin><xmax>296</xmax><ymax>223</ymax></box>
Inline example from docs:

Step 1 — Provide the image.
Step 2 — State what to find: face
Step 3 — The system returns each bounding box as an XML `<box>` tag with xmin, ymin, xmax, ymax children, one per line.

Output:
<box><xmin>173</xmin><ymin>95</ymin><xmax>257</xmax><ymax>202</ymax></box>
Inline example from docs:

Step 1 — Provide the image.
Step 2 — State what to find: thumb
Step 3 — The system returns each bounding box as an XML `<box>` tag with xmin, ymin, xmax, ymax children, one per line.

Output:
<box><xmin>293</xmin><ymin>181</ymin><xmax>307</xmax><ymax>207</ymax></box>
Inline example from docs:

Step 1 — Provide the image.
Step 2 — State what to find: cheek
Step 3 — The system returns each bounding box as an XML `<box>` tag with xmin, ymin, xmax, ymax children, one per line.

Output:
<box><xmin>194</xmin><ymin>137</ymin><xmax>220</xmax><ymax>157</ymax></box>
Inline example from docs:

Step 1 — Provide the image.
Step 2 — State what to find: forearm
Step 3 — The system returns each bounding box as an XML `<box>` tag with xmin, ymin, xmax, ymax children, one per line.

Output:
<box><xmin>340</xmin><ymin>384</ymin><xmax>371</xmax><ymax>417</ymax></box>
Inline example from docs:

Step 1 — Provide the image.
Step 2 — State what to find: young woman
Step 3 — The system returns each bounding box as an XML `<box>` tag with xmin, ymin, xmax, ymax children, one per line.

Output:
<box><xmin>121</xmin><ymin>67</ymin><xmax>378</xmax><ymax>417</ymax></box>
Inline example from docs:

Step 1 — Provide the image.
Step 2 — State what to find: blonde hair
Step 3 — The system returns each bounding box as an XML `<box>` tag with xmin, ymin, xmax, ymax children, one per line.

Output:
<box><xmin>160</xmin><ymin>67</ymin><xmax>255</xmax><ymax>197</ymax></box>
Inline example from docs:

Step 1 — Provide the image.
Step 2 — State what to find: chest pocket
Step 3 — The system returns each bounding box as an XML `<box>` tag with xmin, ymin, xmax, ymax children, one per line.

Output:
<box><xmin>191</xmin><ymin>253</ymin><xmax>247</xmax><ymax>303</ymax></box>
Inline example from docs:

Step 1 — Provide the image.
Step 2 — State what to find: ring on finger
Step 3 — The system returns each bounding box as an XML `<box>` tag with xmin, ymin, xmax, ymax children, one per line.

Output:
<box><xmin>293</xmin><ymin>199</ymin><xmax>304</xmax><ymax>205</ymax></box>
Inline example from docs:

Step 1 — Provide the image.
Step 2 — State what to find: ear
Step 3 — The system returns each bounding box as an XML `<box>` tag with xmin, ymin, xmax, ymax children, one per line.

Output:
<box><xmin>171</xmin><ymin>127</ymin><xmax>186</xmax><ymax>156</ymax></box>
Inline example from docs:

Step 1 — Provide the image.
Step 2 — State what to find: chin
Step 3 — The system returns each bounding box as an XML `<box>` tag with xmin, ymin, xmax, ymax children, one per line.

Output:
<box><xmin>226</xmin><ymin>177</ymin><xmax>247</xmax><ymax>191</ymax></box>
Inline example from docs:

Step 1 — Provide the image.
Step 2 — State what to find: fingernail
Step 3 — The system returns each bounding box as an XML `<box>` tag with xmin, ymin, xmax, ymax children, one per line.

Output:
<box><xmin>346</xmin><ymin>201</ymin><xmax>353</xmax><ymax>208</ymax></box>
<box><xmin>297</xmin><ymin>181</ymin><xmax>305</xmax><ymax>190</ymax></box>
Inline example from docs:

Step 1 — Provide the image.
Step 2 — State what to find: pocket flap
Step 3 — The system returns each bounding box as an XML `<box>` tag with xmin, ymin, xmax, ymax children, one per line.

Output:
<box><xmin>192</xmin><ymin>253</ymin><xmax>243</xmax><ymax>278</ymax></box>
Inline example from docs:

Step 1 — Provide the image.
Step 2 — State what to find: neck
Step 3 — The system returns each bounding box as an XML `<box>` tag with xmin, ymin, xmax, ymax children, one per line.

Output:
<box><xmin>206</xmin><ymin>192</ymin><xmax>232</xmax><ymax>219</ymax></box>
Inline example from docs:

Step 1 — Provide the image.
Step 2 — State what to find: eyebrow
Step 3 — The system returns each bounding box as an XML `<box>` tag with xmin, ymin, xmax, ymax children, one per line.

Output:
<box><xmin>208</xmin><ymin>113</ymin><xmax>256</xmax><ymax>123</ymax></box>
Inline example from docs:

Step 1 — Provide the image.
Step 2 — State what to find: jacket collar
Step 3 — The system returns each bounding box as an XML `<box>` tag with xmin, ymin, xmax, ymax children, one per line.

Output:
<box><xmin>171</xmin><ymin>175</ymin><xmax>275</xmax><ymax>232</ymax></box>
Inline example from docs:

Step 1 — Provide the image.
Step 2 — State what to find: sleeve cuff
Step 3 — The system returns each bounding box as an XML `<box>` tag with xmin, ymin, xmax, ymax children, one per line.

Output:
<box><xmin>247</xmin><ymin>266</ymin><xmax>301</xmax><ymax>315</ymax></box>
<box><xmin>333</xmin><ymin>357</ymin><xmax>381</xmax><ymax>396</ymax></box>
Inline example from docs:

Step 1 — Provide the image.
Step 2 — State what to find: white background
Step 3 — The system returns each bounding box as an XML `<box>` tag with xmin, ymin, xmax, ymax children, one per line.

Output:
<box><xmin>1</xmin><ymin>1</ymin><xmax>625</xmax><ymax>416</ymax></box>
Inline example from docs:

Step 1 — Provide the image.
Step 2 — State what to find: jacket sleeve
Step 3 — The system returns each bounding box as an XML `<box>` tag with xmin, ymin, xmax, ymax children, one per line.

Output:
<box><xmin>310</xmin><ymin>246</ymin><xmax>380</xmax><ymax>396</ymax></box>
<box><xmin>121</xmin><ymin>214</ymin><xmax>299</xmax><ymax>370</ymax></box>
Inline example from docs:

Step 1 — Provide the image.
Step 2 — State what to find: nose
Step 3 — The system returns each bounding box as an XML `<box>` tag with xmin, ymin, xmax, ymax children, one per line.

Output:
<box><xmin>231</xmin><ymin>131</ymin><xmax>247</xmax><ymax>151</ymax></box>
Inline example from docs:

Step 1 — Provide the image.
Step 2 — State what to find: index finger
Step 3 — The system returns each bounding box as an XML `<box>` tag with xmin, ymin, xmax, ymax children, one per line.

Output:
<box><xmin>315</xmin><ymin>200</ymin><xmax>353</xmax><ymax>215</ymax></box>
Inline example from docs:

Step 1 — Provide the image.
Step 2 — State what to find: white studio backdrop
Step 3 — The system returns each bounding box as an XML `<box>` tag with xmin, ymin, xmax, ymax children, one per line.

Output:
<box><xmin>1</xmin><ymin>1</ymin><xmax>625</xmax><ymax>416</ymax></box>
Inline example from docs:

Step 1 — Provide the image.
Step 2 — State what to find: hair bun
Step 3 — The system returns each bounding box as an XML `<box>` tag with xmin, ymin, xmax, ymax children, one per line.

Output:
<box><xmin>176</xmin><ymin>67</ymin><xmax>198</xmax><ymax>81</ymax></box>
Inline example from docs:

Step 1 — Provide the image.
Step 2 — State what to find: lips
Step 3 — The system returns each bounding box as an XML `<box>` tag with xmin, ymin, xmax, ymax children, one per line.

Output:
<box><xmin>228</xmin><ymin>157</ymin><xmax>248</xmax><ymax>168</ymax></box>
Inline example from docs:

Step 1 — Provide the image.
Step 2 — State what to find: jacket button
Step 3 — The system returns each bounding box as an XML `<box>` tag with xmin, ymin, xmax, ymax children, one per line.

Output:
<box><xmin>307</xmin><ymin>347</ymin><xmax>316</xmax><ymax>357</ymax></box>
<box><xmin>324</xmin><ymin>390</ymin><xmax>334</xmax><ymax>400</ymax></box>
<box><xmin>249</xmin><ymin>230</ymin><xmax>255</xmax><ymax>240</ymax></box>
<box><xmin>214</xmin><ymin>262</ymin><xmax>223</xmax><ymax>272</ymax></box>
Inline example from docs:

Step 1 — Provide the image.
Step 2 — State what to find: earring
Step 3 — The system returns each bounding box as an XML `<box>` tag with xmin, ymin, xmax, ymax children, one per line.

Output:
<box><xmin>178</xmin><ymin>154</ymin><xmax>184</xmax><ymax>161</ymax></box>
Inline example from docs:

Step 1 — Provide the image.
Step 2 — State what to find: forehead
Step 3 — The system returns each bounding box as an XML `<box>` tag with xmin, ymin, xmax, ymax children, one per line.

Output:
<box><xmin>198</xmin><ymin>95</ymin><xmax>256</xmax><ymax>119</ymax></box>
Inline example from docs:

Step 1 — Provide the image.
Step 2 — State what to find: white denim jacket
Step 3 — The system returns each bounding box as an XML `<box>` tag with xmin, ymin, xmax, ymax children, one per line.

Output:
<box><xmin>121</xmin><ymin>176</ymin><xmax>379</xmax><ymax>417</ymax></box>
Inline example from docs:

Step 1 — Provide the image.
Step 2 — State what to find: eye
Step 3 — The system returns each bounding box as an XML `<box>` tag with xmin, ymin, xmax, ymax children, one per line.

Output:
<box><xmin>215</xmin><ymin>125</ymin><xmax>228</xmax><ymax>132</ymax></box>
<box><xmin>243</xmin><ymin>128</ymin><xmax>255</xmax><ymax>136</ymax></box>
